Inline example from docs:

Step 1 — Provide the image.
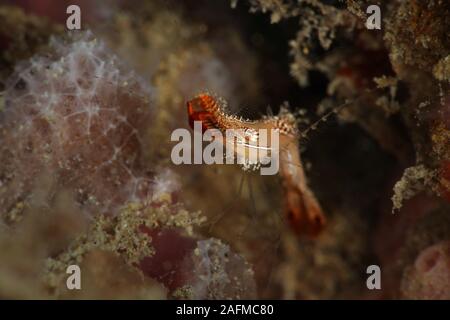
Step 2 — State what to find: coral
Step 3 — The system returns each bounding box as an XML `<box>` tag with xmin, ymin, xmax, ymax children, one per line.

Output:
<box><xmin>433</xmin><ymin>55</ymin><xmax>450</xmax><ymax>83</ymax></box>
<box><xmin>0</xmin><ymin>31</ymin><xmax>154</xmax><ymax>221</ymax></box>
<box><xmin>274</xmin><ymin>211</ymin><xmax>371</xmax><ymax>299</ymax></box>
<box><xmin>66</xmin><ymin>249</ymin><xmax>168</xmax><ymax>299</ymax></box>
<box><xmin>1</xmin><ymin>0</ymin><xmax>448</xmax><ymax>300</ymax></box>
<box><xmin>43</xmin><ymin>197</ymin><xmax>254</xmax><ymax>299</ymax></box>
<box><xmin>145</xmin><ymin>237</ymin><xmax>257</xmax><ymax>299</ymax></box>
<box><xmin>430</xmin><ymin>93</ymin><xmax>450</xmax><ymax>202</ymax></box>
<box><xmin>384</xmin><ymin>0</ymin><xmax>450</xmax><ymax>77</ymax></box>
<box><xmin>0</xmin><ymin>5</ymin><xmax>62</xmax><ymax>82</ymax></box>
<box><xmin>375</xmin><ymin>200</ymin><xmax>450</xmax><ymax>298</ymax></box>
<box><xmin>44</xmin><ymin>198</ymin><xmax>198</xmax><ymax>298</ymax></box>
<box><xmin>401</xmin><ymin>240</ymin><xmax>450</xmax><ymax>300</ymax></box>
<box><xmin>383</xmin><ymin>0</ymin><xmax>450</xmax><ymax>206</ymax></box>
<box><xmin>0</xmin><ymin>28</ymin><xmax>257</xmax><ymax>299</ymax></box>
<box><xmin>244</xmin><ymin>0</ymin><xmax>357</xmax><ymax>86</ymax></box>
<box><xmin>0</xmin><ymin>192</ymin><xmax>85</xmax><ymax>299</ymax></box>
<box><xmin>189</xmin><ymin>238</ymin><xmax>256</xmax><ymax>299</ymax></box>
<box><xmin>391</xmin><ymin>165</ymin><xmax>436</xmax><ymax>212</ymax></box>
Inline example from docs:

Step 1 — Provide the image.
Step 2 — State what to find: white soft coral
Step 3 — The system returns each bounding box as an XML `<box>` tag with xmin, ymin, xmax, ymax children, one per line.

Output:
<box><xmin>0</xmin><ymin>31</ymin><xmax>156</xmax><ymax>217</ymax></box>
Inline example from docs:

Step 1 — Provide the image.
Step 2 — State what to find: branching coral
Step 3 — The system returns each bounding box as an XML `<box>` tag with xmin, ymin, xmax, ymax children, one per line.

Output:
<box><xmin>238</xmin><ymin>0</ymin><xmax>358</xmax><ymax>86</ymax></box>
<box><xmin>391</xmin><ymin>165</ymin><xmax>436</xmax><ymax>212</ymax></box>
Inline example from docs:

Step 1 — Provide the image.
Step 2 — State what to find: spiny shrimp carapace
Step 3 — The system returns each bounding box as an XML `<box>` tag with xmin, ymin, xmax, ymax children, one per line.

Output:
<box><xmin>186</xmin><ymin>93</ymin><xmax>326</xmax><ymax>238</ymax></box>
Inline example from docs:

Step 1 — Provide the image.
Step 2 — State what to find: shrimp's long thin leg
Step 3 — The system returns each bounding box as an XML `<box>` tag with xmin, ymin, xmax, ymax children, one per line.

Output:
<box><xmin>238</xmin><ymin>173</ymin><xmax>259</xmax><ymax>240</ymax></box>
<box><xmin>208</xmin><ymin>171</ymin><xmax>246</xmax><ymax>232</ymax></box>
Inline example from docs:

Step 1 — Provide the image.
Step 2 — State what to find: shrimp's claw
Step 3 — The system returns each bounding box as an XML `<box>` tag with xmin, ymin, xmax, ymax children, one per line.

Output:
<box><xmin>187</xmin><ymin>94</ymin><xmax>220</xmax><ymax>132</ymax></box>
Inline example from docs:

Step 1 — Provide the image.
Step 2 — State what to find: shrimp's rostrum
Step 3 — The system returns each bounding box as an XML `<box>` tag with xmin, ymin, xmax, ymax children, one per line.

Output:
<box><xmin>187</xmin><ymin>93</ymin><xmax>326</xmax><ymax>237</ymax></box>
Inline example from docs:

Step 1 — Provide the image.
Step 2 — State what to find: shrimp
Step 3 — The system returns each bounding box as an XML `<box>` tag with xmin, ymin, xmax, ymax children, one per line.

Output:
<box><xmin>186</xmin><ymin>93</ymin><xmax>326</xmax><ymax>238</ymax></box>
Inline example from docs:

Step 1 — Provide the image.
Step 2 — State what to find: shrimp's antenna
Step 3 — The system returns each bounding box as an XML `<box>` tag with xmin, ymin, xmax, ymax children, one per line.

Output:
<box><xmin>299</xmin><ymin>99</ymin><xmax>350</xmax><ymax>139</ymax></box>
<box><xmin>298</xmin><ymin>87</ymin><xmax>381</xmax><ymax>139</ymax></box>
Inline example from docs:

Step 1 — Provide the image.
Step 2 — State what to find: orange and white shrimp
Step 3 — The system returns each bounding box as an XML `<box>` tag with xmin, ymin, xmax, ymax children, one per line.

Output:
<box><xmin>186</xmin><ymin>93</ymin><xmax>326</xmax><ymax>238</ymax></box>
